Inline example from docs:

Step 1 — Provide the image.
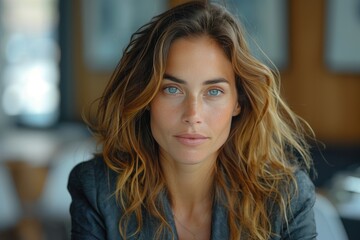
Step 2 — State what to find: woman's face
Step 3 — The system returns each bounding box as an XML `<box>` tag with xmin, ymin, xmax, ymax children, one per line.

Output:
<box><xmin>150</xmin><ymin>36</ymin><xmax>240</xmax><ymax>167</ymax></box>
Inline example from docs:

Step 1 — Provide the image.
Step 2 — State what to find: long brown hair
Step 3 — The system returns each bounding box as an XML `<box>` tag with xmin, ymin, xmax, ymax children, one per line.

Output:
<box><xmin>87</xmin><ymin>1</ymin><xmax>314</xmax><ymax>239</ymax></box>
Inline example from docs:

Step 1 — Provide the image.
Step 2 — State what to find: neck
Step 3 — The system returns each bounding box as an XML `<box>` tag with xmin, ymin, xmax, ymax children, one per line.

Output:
<box><xmin>161</xmin><ymin>161</ymin><xmax>214</xmax><ymax>240</ymax></box>
<box><xmin>160</xmin><ymin>157</ymin><xmax>215</xmax><ymax>212</ymax></box>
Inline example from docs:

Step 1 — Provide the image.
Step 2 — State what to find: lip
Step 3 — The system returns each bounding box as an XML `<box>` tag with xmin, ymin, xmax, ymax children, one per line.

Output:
<box><xmin>174</xmin><ymin>133</ymin><xmax>209</xmax><ymax>146</ymax></box>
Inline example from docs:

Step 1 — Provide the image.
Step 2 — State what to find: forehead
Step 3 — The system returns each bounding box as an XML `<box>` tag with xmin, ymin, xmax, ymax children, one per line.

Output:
<box><xmin>168</xmin><ymin>35</ymin><xmax>226</xmax><ymax>59</ymax></box>
<box><xmin>165</xmin><ymin>36</ymin><xmax>234</xmax><ymax>82</ymax></box>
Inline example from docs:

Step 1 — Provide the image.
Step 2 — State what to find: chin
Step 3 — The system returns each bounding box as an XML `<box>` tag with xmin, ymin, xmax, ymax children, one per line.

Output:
<box><xmin>173</xmin><ymin>153</ymin><xmax>215</xmax><ymax>165</ymax></box>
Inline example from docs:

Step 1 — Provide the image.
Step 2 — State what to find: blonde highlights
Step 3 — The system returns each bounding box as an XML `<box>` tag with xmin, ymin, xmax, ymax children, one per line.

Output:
<box><xmin>86</xmin><ymin>1</ymin><xmax>314</xmax><ymax>239</ymax></box>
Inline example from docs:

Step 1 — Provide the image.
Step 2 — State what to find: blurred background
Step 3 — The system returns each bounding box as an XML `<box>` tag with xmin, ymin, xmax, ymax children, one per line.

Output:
<box><xmin>0</xmin><ymin>0</ymin><xmax>359</xmax><ymax>239</ymax></box>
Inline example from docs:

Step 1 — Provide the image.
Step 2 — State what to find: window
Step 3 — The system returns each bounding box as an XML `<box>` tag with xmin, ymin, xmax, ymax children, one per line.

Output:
<box><xmin>0</xmin><ymin>0</ymin><xmax>59</xmax><ymax>127</ymax></box>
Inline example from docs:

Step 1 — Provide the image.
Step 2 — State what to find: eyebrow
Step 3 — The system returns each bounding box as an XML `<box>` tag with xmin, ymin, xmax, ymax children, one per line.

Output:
<box><xmin>163</xmin><ymin>73</ymin><xmax>230</xmax><ymax>85</ymax></box>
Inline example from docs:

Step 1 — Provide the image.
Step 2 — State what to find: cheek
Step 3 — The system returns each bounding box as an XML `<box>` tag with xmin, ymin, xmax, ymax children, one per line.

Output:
<box><xmin>206</xmin><ymin>106</ymin><xmax>236</xmax><ymax>142</ymax></box>
<box><xmin>150</xmin><ymin>100</ymin><xmax>163</xmax><ymax>130</ymax></box>
<box><xmin>150</xmin><ymin>98</ymin><xmax>176</xmax><ymax>134</ymax></box>
<box><xmin>150</xmin><ymin>108</ymin><xmax>164</xmax><ymax>146</ymax></box>
<box><xmin>206</xmin><ymin>104</ymin><xmax>235</xmax><ymax>125</ymax></box>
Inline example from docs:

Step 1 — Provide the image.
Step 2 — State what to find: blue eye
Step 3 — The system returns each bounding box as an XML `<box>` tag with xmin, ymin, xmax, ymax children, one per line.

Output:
<box><xmin>208</xmin><ymin>89</ymin><xmax>222</xmax><ymax>96</ymax></box>
<box><xmin>164</xmin><ymin>86</ymin><xmax>181</xmax><ymax>94</ymax></box>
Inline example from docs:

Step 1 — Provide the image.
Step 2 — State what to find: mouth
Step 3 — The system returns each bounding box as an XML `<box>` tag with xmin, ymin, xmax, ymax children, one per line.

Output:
<box><xmin>174</xmin><ymin>134</ymin><xmax>209</xmax><ymax>146</ymax></box>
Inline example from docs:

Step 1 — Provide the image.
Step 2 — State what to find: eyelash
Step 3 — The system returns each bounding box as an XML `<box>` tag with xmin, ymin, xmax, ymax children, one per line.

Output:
<box><xmin>207</xmin><ymin>89</ymin><xmax>223</xmax><ymax>96</ymax></box>
<box><xmin>162</xmin><ymin>85</ymin><xmax>224</xmax><ymax>97</ymax></box>
<box><xmin>163</xmin><ymin>86</ymin><xmax>182</xmax><ymax>95</ymax></box>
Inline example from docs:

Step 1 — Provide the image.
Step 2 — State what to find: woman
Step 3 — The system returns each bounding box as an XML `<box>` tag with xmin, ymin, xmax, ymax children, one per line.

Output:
<box><xmin>68</xmin><ymin>1</ymin><xmax>317</xmax><ymax>239</ymax></box>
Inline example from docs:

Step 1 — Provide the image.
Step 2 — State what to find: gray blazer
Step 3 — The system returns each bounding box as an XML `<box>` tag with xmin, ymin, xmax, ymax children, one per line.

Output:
<box><xmin>68</xmin><ymin>157</ymin><xmax>317</xmax><ymax>239</ymax></box>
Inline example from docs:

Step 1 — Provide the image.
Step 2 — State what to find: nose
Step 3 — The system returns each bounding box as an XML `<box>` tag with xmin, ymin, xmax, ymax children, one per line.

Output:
<box><xmin>182</xmin><ymin>96</ymin><xmax>203</xmax><ymax>125</ymax></box>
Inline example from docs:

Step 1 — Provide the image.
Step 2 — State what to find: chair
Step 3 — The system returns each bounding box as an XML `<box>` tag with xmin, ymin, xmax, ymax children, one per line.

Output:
<box><xmin>314</xmin><ymin>193</ymin><xmax>348</xmax><ymax>240</ymax></box>
<box><xmin>38</xmin><ymin>138</ymin><xmax>96</xmax><ymax>220</ymax></box>
<box><xmin>0</xmin><ymin>163</ymin><xmax>21</xmax><ymax>231</ymax></box>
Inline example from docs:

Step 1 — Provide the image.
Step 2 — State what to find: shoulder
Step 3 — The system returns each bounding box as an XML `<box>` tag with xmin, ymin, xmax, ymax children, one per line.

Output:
<box><xmin>281</xmin><ymin>169</ymin><xmax>317</xmax><ymax>239</ymax></box>
<box><xmin>69</xmin><ymin>156</ymin><xmax>113</xmax><ymax>184</ymax></box>
<box><xmin>68</xmin><ymin>156</ymin><xmax>123</xmax><ymax>239</ymax></box>
<box><xmin>68</xmin><ymin>156</ymin><xmax>118</xmax><ymax>206</ymax></box>
<box><xmin>69</xmin><ymin>155</ymin><xmax>110</xmax><ymax>178</ymax></box>
<box><xmin>291</xmin><ymin>169</ymin><xmax>316</xmax><ymax>210</ymax></box>
<box><xmin>270</xmin><ymin>169</ymin><xmax>317</xmax><ymax>239</ymax></box>
<box><xmin>69</xmin><ymin>157</ymin><xmax>112</xmax><ymax>192</ymax></box>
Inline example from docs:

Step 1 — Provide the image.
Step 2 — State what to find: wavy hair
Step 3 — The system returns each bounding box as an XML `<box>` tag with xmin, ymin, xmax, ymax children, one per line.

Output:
<box><xmin>86</xmin><ymin>1</ymin><xmax>314</xmax><ymax>239</ymax></box>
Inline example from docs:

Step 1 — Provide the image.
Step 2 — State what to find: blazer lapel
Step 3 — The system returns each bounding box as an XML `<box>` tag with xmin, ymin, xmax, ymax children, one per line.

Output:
<box><xmin>138</xmin><ymin>191</ymin><xmax>178</xmax><ymax>240</ymax></box>
<box><xmin>211</xmin><ymin>200</ymin><xmax>229</xmax><ymax>239</ymax></box>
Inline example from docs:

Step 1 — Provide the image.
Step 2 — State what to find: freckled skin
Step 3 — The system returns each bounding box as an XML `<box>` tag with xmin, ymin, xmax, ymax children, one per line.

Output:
<box><xmin>150</xmin><ymin>36</ymin><xmax>240</xmax><ymax>168</ymax></box>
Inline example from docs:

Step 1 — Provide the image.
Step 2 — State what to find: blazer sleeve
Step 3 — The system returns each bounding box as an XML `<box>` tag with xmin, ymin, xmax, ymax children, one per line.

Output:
<box><xmin>68</xmin><ymin>160</ymin><xmax>106</xmax><ymax>240</ymax></box>
<box><xmin>282</xmin><ymin>170</ymin><xmax>317</xmax><ymax>240</ymax></box>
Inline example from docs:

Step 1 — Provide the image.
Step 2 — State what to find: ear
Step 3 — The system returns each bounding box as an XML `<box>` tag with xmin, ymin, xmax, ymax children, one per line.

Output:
<box><xmin>232</xmin><ymin>102</ymin><xmax>241</xmax><ymax>116</ymax></box>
